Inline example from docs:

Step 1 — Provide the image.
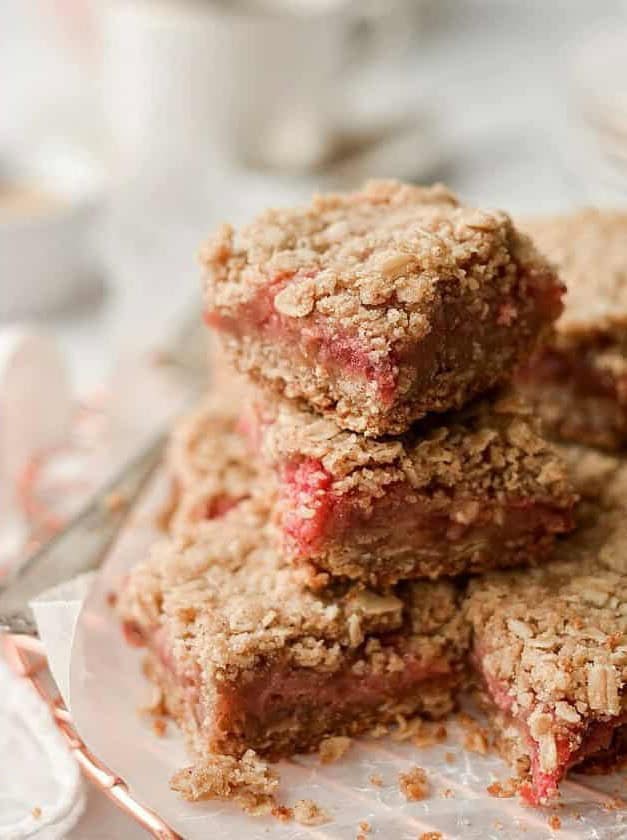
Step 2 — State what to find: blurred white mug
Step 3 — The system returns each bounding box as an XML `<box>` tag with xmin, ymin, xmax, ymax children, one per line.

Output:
<box><xmin>99</xmin><ymin>0</ymin><xmax>415</xmax><ymax>182</ymax></box>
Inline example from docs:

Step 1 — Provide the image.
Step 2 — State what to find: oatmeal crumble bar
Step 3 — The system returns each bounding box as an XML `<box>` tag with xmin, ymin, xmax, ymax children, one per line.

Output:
<box><xmin>161</xmin><ymin>394</ymin><xmax>258</xmax><ymax>538</ymax></box>
<box><xmin>252</xmin><ymin>393</ymin><xmax>576</xmax><ymax>586</ymax></box>
<box><xmin>117</xmin><ymin>500</ymin><xmax>469</xmax><ymax>761</ymax></box>
<box><xmin>203</xmin><ymin>179</ymin><xmax>563</xmax><ymax>436</ymax></box>
<box><xmin>518</xmin><ymin>210</ymin><xmax>627</xmax><ymax>449</ymax></box>
<box><xmin>466</xmin><ymin>545</ymin><xmax>627</xmax><ymax>804</ymax></box>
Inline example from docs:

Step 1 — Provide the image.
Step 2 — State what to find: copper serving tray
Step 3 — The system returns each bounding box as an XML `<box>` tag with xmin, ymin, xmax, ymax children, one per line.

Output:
<box><xmin>2</xmin><ymin>632</ymin><xmax>182</xmax><ymax>840</ymax></box>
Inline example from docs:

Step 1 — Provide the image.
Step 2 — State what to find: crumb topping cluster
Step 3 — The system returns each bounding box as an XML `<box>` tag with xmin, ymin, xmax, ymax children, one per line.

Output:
<box><xmin>467</xmin><ymin>558</ymin><xmax>627</xmax><ymax>715</ymax></box>
<box><xmin>204</xmin><ymin>179</ymin><xmax>556</xmax><ymax>350</ymax></box>
<box><xmin>164</xmin><ymin>395</ymin><xmax>258</xmax><ymax>535</ymax></box>
<box><xmin>170</xmin><ymin>749</ymin><xmax>278</xmax><ymax>810</ymax></box>
<box><xmin>261</xmin><ymin>393</ymin><xmax>575</xmax><ymax>504</ymax></box>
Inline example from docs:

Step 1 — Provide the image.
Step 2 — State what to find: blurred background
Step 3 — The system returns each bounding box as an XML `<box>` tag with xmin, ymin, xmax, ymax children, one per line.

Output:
<box><xmin>3</xmin><ymin>0</ymin><xmax>627</xmax><ymax>388</ymax></box>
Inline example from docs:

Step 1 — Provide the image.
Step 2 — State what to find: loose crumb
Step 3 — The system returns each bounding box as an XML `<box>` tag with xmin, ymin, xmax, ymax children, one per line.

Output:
<box><xmin>548</xmin><ymin>815</ymin><xmax>561</xmax><ymax>830</ymax></box>
<box><xmin>399</xmin><ymin>767</ymin><xmax>429</xmax><ymax>802</ymax></box>
<box><xmin>463</xmin><ymin>728</ymin><xmax>489</xmax><ymax>754</ymax></box>
<box><xmin>170</xmin><ymin>750</ymin><xmax>279</xmax><ymax>816</ymax></box>
<box><xmin>359</xmin><ymin>820</ymin><xmax>371</xmax><ymax>832</ymax></box>
<box><xmin>293</xmin><ymin>799</ymin><xmax>331</xmax><ymax>826</ymax></box>
<box><xmin>319</xmin><ymin>735</ymin><xmax>351</xmax><ymax>764</ymax></box>
<box><xmin>369</xmin><ymin>773</ymin><xmax>384</xmax><ymax>787</ymax></box>
<box><xmin>31</xmin><ymin>807</ymin><xmax>41</xmax><ymax>819</ymax></box>
<box><xmin>271</xmin><ymin>804</ymin><xmax>293</xmax><ymax>822</ymax></box>
<box><xmin>420</xmin><ymin>833</ymin><xmax>443</xmax><ymax>840</ymax></box>
<box><xmin>139</xmin><ymin>684</ymin><xmax>166</xmax><ymax>718</ymax></box>
<box><xmin>458</xmin><ymin>713</ymin><xmax>490</xmax><ymax>755</ymax></box>
<box><xmin>152</xmin><ymin>718</ymin><xmax>167</xmax><ymax>737</ymax></box>
<box><xmin>369</xmin><ymin>723</ymin><xmax>389</xmax><ymax>739</ymax></box>
<box><xmin>106</xmin><ymin>591</ymin><xmax>117</xmax><ymax>608</ymax></box>
<box><xmin>486</xmin><ymin>777</ymin><xmax>520</xmax><ymax>798</ymax></box>
<box><xmin>442</xmin><ymin>788</ymin><xmax>454</xmax><ymax>799</ymax></box>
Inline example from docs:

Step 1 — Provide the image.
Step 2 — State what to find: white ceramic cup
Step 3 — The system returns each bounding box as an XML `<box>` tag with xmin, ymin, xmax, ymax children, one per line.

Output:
<box><xmin>99</xmin><ymin>0</ymin><xmax>412</xmax><ymax>180</ymax></box>
<box><xmin>0</xmin><ymin>150</ymin><xmax>102</xmax><ymax>320</ymax></box>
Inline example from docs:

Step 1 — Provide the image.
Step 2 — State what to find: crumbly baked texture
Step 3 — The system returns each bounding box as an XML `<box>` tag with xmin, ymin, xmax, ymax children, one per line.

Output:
<box><xmin>161</xmin><ymin>394</ymin><xmax>258</xmax><ymax>538</ymax></box>
<box><xmin>398</xmin><ymin>766</ymin><xmax>429</xmax><ymax>801</ymax></box>
<box><xmin>254</xmin><ymin>392</ymin><xmax>576</xmax><ymax>587</ymax></box>
<box><xmin>118</xmin><ymin>498</ymin><xmax>469</xmax><ymax>762</ymax></box>
<box><xmin>203</xmin><ymin>179</ymin><xmax>563</xmax><ymax>436</ymax></box>
<box><xmin>170</xmin><ymin>749</ymin><xmax>279</xmax><ymax>813</ymax></box>
<box><xmin>518</xmin><ymin>210</ymin><xmax>627</xmax><ymax>450</ymax></box>
<box><xmin>465</xmin><ymin>453</ymin><xmax>627</xmax><ymax>805</ymax></box>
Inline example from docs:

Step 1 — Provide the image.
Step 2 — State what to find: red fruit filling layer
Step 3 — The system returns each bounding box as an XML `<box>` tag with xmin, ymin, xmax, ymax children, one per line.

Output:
<box><xmin>279</xmin><ymin>457</ymin><xmax>573</xmax><ymax>565</ymax></box>
<box><xmin>475</xmin><ymin>651</ymin><xmax>627</xmax><ymax>805</ymax></box>
<box><xmin>520</xmin><ymin>343</ymin><xmax>627</xmax><ymax>406</ymax></box>
<box><xmin>211</xmin><ymin>648</ymin><xmax>456</xmax><ymax>752</ymax></box>
<box><xmin>206</xmin><ymin>271</ymin><xmax>399</xmax><ymax>407</ymax></box>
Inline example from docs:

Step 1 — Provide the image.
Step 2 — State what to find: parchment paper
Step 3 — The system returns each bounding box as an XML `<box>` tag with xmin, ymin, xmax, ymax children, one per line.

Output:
<box><xmin>58</xmin><ymin>476</ymin><xmax>627</xmax><ymax>840</ymax></box>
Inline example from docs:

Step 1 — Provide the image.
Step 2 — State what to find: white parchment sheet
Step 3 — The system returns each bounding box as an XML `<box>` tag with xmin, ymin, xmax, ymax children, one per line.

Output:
<box><xmin>58</xmin><ymin>477</ymin><xmax>627</xmax><ymax>840</ymax></box>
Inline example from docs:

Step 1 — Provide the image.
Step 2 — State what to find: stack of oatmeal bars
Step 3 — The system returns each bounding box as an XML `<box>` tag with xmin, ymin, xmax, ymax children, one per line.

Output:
<box><xmin>118</xmin><ymin>182</ymin><xmax>627</xmax><ymax>809</ymax></box>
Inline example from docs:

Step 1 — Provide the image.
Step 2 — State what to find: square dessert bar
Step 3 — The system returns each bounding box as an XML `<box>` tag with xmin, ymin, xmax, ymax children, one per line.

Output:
<box><xmin>465</xmin><ymin>479</ymin><xmax>627</xmax><ymax>805</ymax></box>
<box><xmin>254</xmin><ymin>393</ymin><xmax>576</xmax><ymax>588</ymax></box>
<box><xmin>518</xmin><ymin>210</ymin><xmax>627</xmax><ymax>450</ymax></box>
<box><xmin>118</xmin><ymin>499</ymin><xmax>469</xmax><ymax>761</ymax></box>
<box><xmin>162</xmin><ymin>394</ymin><xmax>257</xmax><ymax>538</ymax></box>
<box><xmin>203</xmin><ymin>179</ymin><xmax>563</xmax><ymax>436</ymax></box>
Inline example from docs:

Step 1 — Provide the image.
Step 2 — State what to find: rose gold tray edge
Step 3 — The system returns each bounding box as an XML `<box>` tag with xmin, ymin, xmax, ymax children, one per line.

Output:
<box><xmin>2</xmin><ymin>633</ymin><xmax>183</xmax><ymax>840</ymax></box>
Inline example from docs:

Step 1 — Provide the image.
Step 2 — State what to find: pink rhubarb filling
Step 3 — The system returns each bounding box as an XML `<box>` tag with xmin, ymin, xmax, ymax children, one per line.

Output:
<box><xmin>205</xmin><ymin>271</ymin><xmax>399</xmax><ymax>406</ymax></box>
<box><xmin>279</xmin><ymin>457</ymin><xmax>573</xmax><ymax>563</ymax></box>
<box><xmin>476</xmin><ymin>650</ymin><xmax>627</xmax><ymax>805</ymax></box>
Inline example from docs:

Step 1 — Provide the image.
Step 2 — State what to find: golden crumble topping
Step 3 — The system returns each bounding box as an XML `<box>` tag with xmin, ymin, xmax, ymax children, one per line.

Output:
<box><xmin>466</xmin><ymin>558</ymin><xmax>627</xmax><ymax>727</ymax></box>
<box><xmin>204</xmin><ymin>180</ymin><xmax>549</xmax><ymax>345</ymax></box>
<box><xmin>261</xmin><ymin>392</ymin><xmax>575</xmax><ymax>505</ymax></box>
